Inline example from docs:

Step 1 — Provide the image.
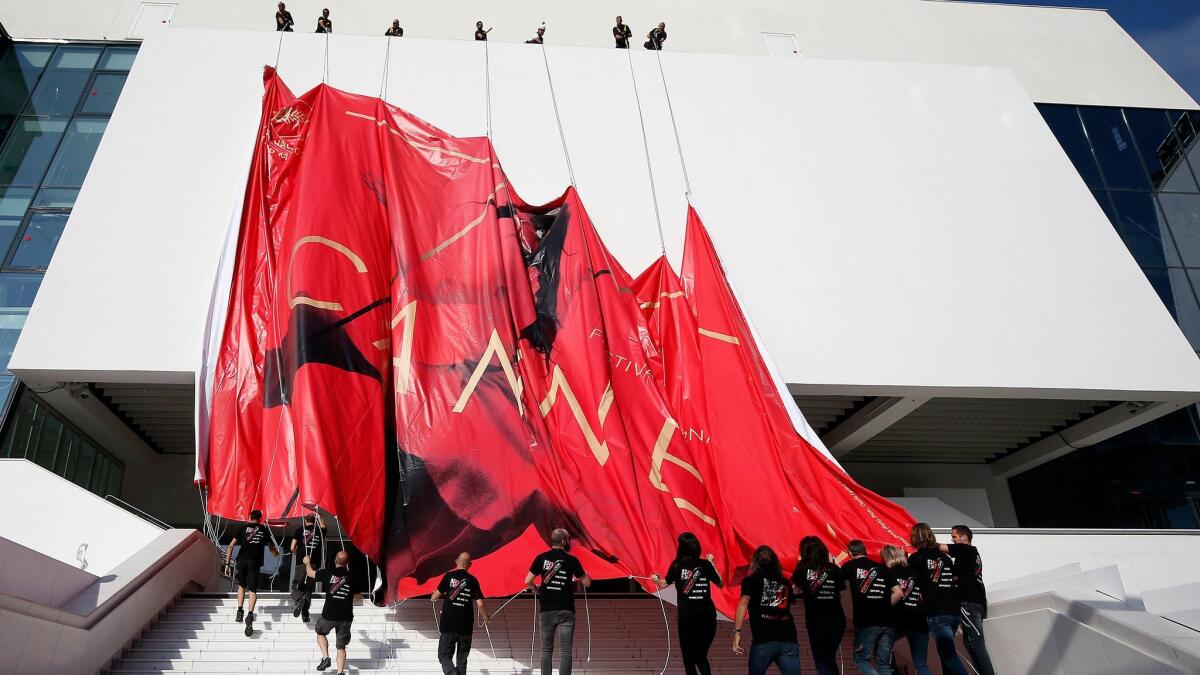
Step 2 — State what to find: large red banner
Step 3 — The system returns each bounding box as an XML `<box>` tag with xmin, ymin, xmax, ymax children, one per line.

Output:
<box><xmin>203</xmin><ymin>70</ymin><xmax>914</xmax><ymax>610</ymax></box>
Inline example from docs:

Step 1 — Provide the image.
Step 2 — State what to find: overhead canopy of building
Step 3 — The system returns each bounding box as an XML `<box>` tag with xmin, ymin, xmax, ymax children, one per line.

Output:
<box><xmin>0</xmin><ymin>0</ymin><xmax>1193</xmax><ymax>109</ymax></box>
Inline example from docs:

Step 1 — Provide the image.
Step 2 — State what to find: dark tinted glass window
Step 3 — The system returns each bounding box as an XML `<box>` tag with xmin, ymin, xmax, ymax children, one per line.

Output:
<box><xmin>79</xmin><ymin>72</ymin><xmax>127</xmax><ymax>115</ymax></box>
<box><xmin>1080</xmin><ymin>106</ymin><xmax>1151</xmax><ymax>190</ymax></box>
<box><xmin>1123</xmin><ymin>108</ymin><xmax>1191</xmax><ymax>191</ymax></box>
<box><xmin>32</xmin><ymin>412</ymin><xmax>63</xmax><ymax>470</ymax></box>
<box><xmin>43</xmin><ymin>118</ymin><xmax>107</xmax><ymax>187</ymax></box>
<box><xmin>1143</xmin><ymin>267</ymin><xmax>1175</xmax><ymax>315</ymax></box>
<box><xmin>23</xmin><ymin>67</ymin><xmax>91</xmax><ymax>116</ymax></box>
<box><xmin>9</xmin><ymin>211</ymin><xmax>68</xmax><ymax>268</ymax></box>
<box><xmin>0</xmin><ymin>45</ymin><xmax>52</xmax><ymax>114</ymax></box>
<box><xmin>32</xmin><ymin>188</ymin><xmax>77</xmax><ymax>209</ymax></box>
<box><xmin>0</xmin><ymin>118</ymin><xmax>67</xmax><ymax>185</ymax></box>
<box><xmin>1168</xmin><ymin>268</ymin><xmax>1200</xmax><ymax>350</ymax></box>
<box><xmin>1040</xmin><ymin>105</ymin><xmax>1103</xmax><ymax>189</ymax></box>
<box><xmin>0</xmin><ymin>187</ymin><xmax>34</xmax><ymax>256</ymax></box>
<box><xmin>1109</xmin><ymin>191</ymin><xmax>1175</xmax><ymax>267</ymax></box>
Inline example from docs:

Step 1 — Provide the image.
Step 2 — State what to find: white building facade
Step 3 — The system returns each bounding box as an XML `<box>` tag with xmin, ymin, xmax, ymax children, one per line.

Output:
<box><xmin>0</xmin><ymin>0</ymin><xmax>1197</xmax><ymax>532</ymax></box>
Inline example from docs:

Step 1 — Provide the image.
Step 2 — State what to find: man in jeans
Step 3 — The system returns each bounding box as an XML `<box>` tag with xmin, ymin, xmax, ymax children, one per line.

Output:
<box><xmin>526</xmin><ymin>529</ymin><xmax>591</xmax><ymax>675</ymax></box>
<box><xmin>432</xmin><ymin>552</ymin><xmax>489</xmax><ymax>675</ymax></box>
<box><xmin>841</xmin><ymin>540</ymin><xmax>901</xmax><ymax>675</ymax></box>
<box><xmin>909</xmin><ymin>523</ymin><xmax>968</xmax><ymax>675</ymax></box>
<box><xmin>942</xmin><ymin>526</ymin><xmax>996</xmax><ymax>675</ymax></box>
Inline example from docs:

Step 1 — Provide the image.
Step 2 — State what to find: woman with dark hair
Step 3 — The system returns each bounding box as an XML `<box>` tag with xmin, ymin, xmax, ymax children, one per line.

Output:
<box><xmin>733</xmin><ymin>545</ymin><xmax>801</xmax><ymax>675</ymax></box>
<box><xmin>908</xmin><ymin>523</ymin><xmax>968</xmax><ymax>675</ymax></box>
<box><xmin>652</xmin><ymin>532</ymin><xmax>723</xmax><ymax>675</ymax></box>
<box><xmin>790</xmin><ymin>536</ymin><xmax>846</xmax><ymax>675</ymax></box>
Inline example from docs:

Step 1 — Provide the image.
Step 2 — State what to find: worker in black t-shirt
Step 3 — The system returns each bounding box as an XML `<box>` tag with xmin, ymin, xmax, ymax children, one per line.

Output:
<box><xmin>432</xmin><ymin>552</ymin><xmax>490</xmax><ymax>675</ymax></box>
<box><xmin>526</xmin><ymin>25</ymin><xmax>546</xmax><ymax>45</ymax></box>
<box><xmin>941</xmin><ymin>525</ymin><xmax>996</xmax><ymax>675</ymax></box>
<box><xmin>734</xmin><ymin>545</ymin><xmax>801</xmax><ymax>675</ymax></box>
<box><xmin>651</xmin><ymin>532</ymin><xmax>724</xmax><ymax>675</ymax></box>
<box><xmin>385</xmin><ymin>19</ymin><xmax>404</xmax><ymax>37</ymax></box>
<box><xmin>644</xmin><ymin>22</ymin><xmax>667</xmax><ymax>50</ymax></box>
<box><xmin>224</xmin><ymin>510</ymin><xmax>279</xmax><ymax>637</ymax></box>
<box><xmin>791</xmin><ymin>536</ymin><xmax>846</xmax><ymax>675</ymax></box>
<box><xmin>289</xmin><ymin>512</ymin><xmax>326</xmax><ymax>622</ymax></box>
<box><xmin>525</xmin><ymin>528</ymin><xmax>591</xmax><ymax>675</ymax></box>
<box><xmin>613</xmin><ymin>16</ymin><xmax>633</xmax><ymax>48</ymax></box>
<box><xmin>841</xmin><ymin>540</ymin><xmax>901</xmax><ymax>675</ymax></box>
<box><xmin>306</xmin><ymin>550</ymin><xmax>357</xmax><ymax>675</ymax></box>
<box><xmin>475</xmin><ymin>21</ymin><xmax>491</xmax><ymax>41</ymax></box>
<box><xmin>882</xmin><ymin>545</ymin><xmax>931</xmax><ymax>675</ymax></box>
<box><xmin>315</xmin><ymin>8</ymin><xmax>332</xmax><ymax>34</ymax></box>
<box><xmin>908</xmin><ymin>523</ymin><xmax>968</xmax><ymax>675</ymax></box>
<box><xmin>275</xmin><ymin>2</ymin><xmax>294</xmax><ymax>31</ymax></box>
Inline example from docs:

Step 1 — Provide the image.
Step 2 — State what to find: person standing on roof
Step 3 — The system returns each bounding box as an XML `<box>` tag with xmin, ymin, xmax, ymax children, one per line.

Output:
<box><xmin>613</xmin><ymin>16</ymin><xmax>632</xmax><ymax>48</ymax></box>
<box><xmin>385</xmin><ymin>19</ymin><xmax>404</xmax><ymax>37</ymax></box>
<box><xmin>315</xmin><ymin>8</ymin><xmax>332</xmax><ymax>33</ymax></box>
<box><xmin>275</xmin><ymin>2</ymin><xmax>294</xmax><ymax>31</ymax></box>
<box><xmin>475</xmin><ymin>21</ymin><xmax>491</xmax><ymax>41</ymax></box>
<box><xmin>644</xmin><ymin>22</ymin><xmax>667</xmax><ymax>50</ymax></box>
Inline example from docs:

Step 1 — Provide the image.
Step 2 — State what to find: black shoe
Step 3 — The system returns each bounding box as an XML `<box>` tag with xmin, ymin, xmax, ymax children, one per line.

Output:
<box><xmin>316</xmin><ymin>656</ymin><xmax>331</xmax><ymax>671</ymax></box>
<box><xmin>293</xmin><ymin>603</ymin><xmax>302</xmax><ymax>618</ymax></box>
<box><xmin>235</xmin><ymin>607</ymin><xmax>244</xmax><ymax>622</ymax></box>
<box><xmin>244</xmin><ymin>611</ymin><xmax>254</xmax><ymax>637</ymax></box>
<box><xmin>302</xmin><ymin>613</ymin><xmax>311</xmax><ymax>622</ymax></box>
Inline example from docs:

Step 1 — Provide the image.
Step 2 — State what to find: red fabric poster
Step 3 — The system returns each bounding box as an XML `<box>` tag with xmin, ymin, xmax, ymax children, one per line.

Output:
<box><xmin>204</xmin><ymin>71</ymin><xmax>915</xmax><ymax>605</ymax></box>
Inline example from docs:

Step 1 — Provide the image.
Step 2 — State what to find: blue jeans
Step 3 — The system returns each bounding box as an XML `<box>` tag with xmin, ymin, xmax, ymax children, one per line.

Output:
<box><xmin>960</xmin><ymin>602</ymin><xmax>996</xmax><ymax>675</ymax></box>
<box><xmin>748</xmin><ymin>640</ymin><xmax>802</xmax><ymax>675</ymax></box>
<box><xmin>853</xmin><ymin>626</ymin><xmax>894</xmax><ymax>675</ymax></box>
<box><xmin>926</xmin><ymin>614</ymin><xmax>968</xmax><ymax>675</ymax></box>
<box><xmin>895</xmin><ymin>626</ymin><xmax>932</xmax><ymax>675</ymax></box>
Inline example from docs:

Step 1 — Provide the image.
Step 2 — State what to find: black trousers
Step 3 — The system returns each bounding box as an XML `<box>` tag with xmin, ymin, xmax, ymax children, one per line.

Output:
<box><xmin>437</xmin><ymin>631</ymin><xmax>473</xmax><ymax>675</ymax></box>
<box><xmin>678</xmin><ymin>610</ymin><xmax>717</xmax><ymax>675</ymax></box>
<box><xmin>806</xmin><ymin>617</ymin><xmax>846</xmax><ymax>675</ymax></box>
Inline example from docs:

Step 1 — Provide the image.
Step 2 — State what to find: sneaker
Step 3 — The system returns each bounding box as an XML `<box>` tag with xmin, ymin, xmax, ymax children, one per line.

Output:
<box><xmin>293</xmin><ymin>603</ymin><xmax>302</xmax><ymax>618</ymax></box>
<box><xmin>244</xmin><ymin>611</ymin><xmax>254</xmax><ymax>637</ymax></box>
<box><xmin>235</xmin><ymin>607</ymin><xmax>244</xmax><ymax>622</ymax></box>
<box><xmin>316</xmin><ymin>656</ymin><xmax>331</xmax><ymax>671</ymax></box>
<box><xmin>302</xmin><ymin>613</ymin><xmax>311</xmax><ymax>622</ymax></box>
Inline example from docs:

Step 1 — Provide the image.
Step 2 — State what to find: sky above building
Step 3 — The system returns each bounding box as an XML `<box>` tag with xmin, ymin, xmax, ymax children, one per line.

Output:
<box><xmin>975</xmin><ymin>0</ymin><xmax>1200</xmax><ymax>105</ymax></box>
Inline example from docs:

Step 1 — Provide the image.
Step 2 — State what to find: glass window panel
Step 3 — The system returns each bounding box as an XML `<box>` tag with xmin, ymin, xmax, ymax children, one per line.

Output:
<box><xmin>70</xmin><ymin>440</ymin><xmax>95</xmax><ymax>487</ymax></box>
<box><xmin>0</xmin><ymin>186</ymin><xmax>34</xmax><ymax>217</ymax></box>
<box><xmin>80</xmin><ymin>72</ymin><xmax>127</xmax><ymax>115</ymax></box>
<box><xmin>1162</xmin><ymin>195</ymin><xmax>1200</xmax><ymax>267</ymax></box>
<box><xmin>1109</xmin><ymin>191</ymin><xmax>1177</xmax><ymax>267</ymax></box>
<box><xmin>0</xmin><ymin>45</ymin><xmax>53</xmax><ymax>114</ymax></box>
<box><xmin>10</xmin><ymin>212</ymin><xmax>68</xmax><ymax>268</ymax></box>
<box><xmin>1143</xmin><ymin>268</ymin><xmax>1175</xmax><ymax>318</ymax></box>
<box><xmin>54</xmin><ymin>433</ymin><xmax>75</xmax><ymax>474</ymax></box>
<box><xmin>0</xmin><ymin>374</ymin><xmax>16</xmax><ymax>419</ymax></box>
<box><xmin>48</xmin><ymin>46</ymin><xmax>102</xmax><ymax>71</ymax></box>
<box><xmin>1123</xmin><ymin>108</ymin><xmax>1190</xmax><ymax>191</ymax></box>
<box><xmin>1080</xmin><ymin>106</ymin><xmax>1151</xmax><ymax>190</ymax></box>
<box><xmin>23</xmin><ymin>68</ymin><xmax>91</xmax><ymax>116</ymax></box>
<box><xmin>0</xmin><ymin>116</ymin><xmax>14</xmax><ymax>151</ymax></box>
<box><xmin>98</xmin><ymin>47</ymin><xmax>138</xmax><ymax>71</ymax></box>
<box><xmin>1040</xmin><ymin>105</ymin><xmax>1104</xmax><ymax>189</ymax></box>
<box><xmin>1090</xmin><ymin>189</ymin><xmax>1118</xmax><ymax>225</ymax></box>
<box><xmin>33</xmin><ymin>188</ymin><xmax>77</xmax><ymax>209</ymax></box>
<box><xmin>107</xmin><ymin>463</ymin><xmax>124</xmax><ymax>498</ymax></box>
<box><xmin>1170</xmin><ymin>269</ymin><xmax>1200</xmax><ymax>350</ymax></box>
<box><xmin>89</xmin><ymin>456</ymin><xmax>110</xmax><ymax>494</ymax></box>
<box><xmin>43</xmin><ymin>118</ymin><xmax>108</xmax><ymax>187</ymax></box>
<box><xmin>1</xmin><ymin>394</ymin><xmax>36</xmax><ymax>458</ymax></box>
<box><xmin>0</xmin><ymin>117</ymin><xmax>67</xmax><ymax>185</ymax></box>
<box><xmin>0</xmin><ymin>272</ymin><xmax>44</xmax><ymax>308</ymax></box>
<box><xmin>32</xmin><ymin>413</ymin><xmax>63</xmax><ymax>470</ymax></box>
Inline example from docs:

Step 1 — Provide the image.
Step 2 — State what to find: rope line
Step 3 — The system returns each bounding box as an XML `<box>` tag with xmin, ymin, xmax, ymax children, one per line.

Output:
<box><xmin>582</xmin><ymin>582</ymin><xmax>593</xmax><ymax>662</ymax></box>
<box><xmin>538</xmin><ymin>44</ymin><xmax>576</xmax><ymax>186</ymax></box>
<box><xmin>379</xmin><ymin>35</ymin><xmax>391</xmax><ymax>99</ymax></box>
<box><xmin>273</xmin><ymin>30</ymin><xmax>284</xmax><ymax>70</ymax></box>
<box><xmin>322</xmin><ymin>32</ymin><xmax>330</xmax><ymax>83</ymax></box>
<box><xmin>630</xmin><ymin>575</ymin><xmax>672</xmax><ymax>674</ymax></box>
<box><xmin>653</xmin><ymin>50</ymin><xmax>692</xmax><ymax>200</ymax></box>
<box><xmin>483</xmin><ymin>38</ymin><xmax>493</xmax><ymax>138</ymax></box>
<box><xmin>626</xmin><ymin>49</ymin><xmax>667</xmax><ymax>255</ymax></box>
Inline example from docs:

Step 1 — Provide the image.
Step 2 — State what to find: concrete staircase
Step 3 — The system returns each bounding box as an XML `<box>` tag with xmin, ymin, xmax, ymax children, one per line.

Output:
<box><xmin>106</xmin><ymin>593</ymin><xmax>857</xmax><ymax>674</ymax></box>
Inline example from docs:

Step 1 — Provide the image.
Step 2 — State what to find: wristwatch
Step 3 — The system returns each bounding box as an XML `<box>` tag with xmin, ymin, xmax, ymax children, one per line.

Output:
<box><xmin>732</xmin><ymin>628</ymin><xmax>742</xmax><ymax>634</ymax></box>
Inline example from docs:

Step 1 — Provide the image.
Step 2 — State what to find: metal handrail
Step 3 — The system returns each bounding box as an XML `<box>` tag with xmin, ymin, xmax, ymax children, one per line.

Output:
<box><xmin>104</xmin><ymin>494</ymin><xmax>170</xmax><ymax>530</ymax></box>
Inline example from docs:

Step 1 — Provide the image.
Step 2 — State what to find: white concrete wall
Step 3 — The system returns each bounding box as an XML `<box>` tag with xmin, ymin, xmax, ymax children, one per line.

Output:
<box><xmin>0</xmin><ymin>536</ymin><xmax>97</xmax><ymax>607</ymax></box>
<box><xmin>0</xmin><ymin>459</ymin><xmax>162</xmax><ymax>574</ymax></box>
<box><xmin>12</xmin><ymin>28</ymin><xmax>1200</xmax><ymax>406</ymax></box>
<box><xmin>0</xmin><ymin>0</ymin><xmax>1191</xmax><ymax>109</ymax></box>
